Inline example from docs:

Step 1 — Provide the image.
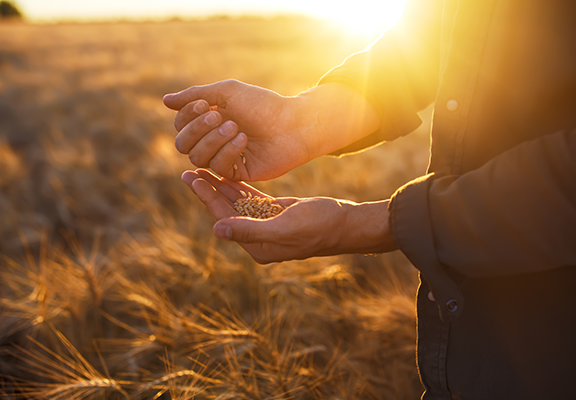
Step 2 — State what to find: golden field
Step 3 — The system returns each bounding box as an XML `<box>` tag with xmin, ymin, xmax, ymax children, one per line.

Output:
<box><xmin>0</xmin><ymin>17</ymin><xmax>430</xmax><ymax>399</ymax></box>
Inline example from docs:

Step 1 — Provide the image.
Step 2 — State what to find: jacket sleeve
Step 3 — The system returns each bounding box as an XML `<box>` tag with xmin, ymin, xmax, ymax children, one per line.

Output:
<box><xmin>389</xmin><ymin>129</ymin><xmax>576</xmax><ymax>319</ymax></box>
<box><xmin>318</xmin><ymin>0</ymin><xmax>444</xmax><ymax>155</ymax></box>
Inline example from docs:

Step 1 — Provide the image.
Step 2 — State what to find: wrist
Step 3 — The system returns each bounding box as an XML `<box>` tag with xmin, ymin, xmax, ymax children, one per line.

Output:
<box><xmin>337</xmin><ymin>199</ymin><xmax>397</xmax><ymax>254</ymax></box>
<box><xmin>291</xmin><ymin>83</ymin><xmax>381</xmax><ymax>159</ymax></box>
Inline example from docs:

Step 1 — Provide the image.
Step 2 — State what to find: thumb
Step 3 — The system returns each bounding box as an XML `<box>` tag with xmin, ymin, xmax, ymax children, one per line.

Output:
<box><xmin>163</xmin><ymin>80</ymin><xmax>237</xmax><ymax>110</ymax></box>
<box><xmin>213</xmin><ymin>218</ymin><xmax>281</xmax><ymax>244</ymax></box>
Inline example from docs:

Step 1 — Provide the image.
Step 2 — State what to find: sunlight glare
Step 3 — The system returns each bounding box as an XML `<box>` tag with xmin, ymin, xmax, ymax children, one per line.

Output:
<box><xmin>17</xmin><ymin>0</ymin><xmax>406</xmax><ymax>30</ymax></box>
<box><xmin>305</xmin><ymin>0</ymin><xmax>406</xmax><ymax>39</ymax></box>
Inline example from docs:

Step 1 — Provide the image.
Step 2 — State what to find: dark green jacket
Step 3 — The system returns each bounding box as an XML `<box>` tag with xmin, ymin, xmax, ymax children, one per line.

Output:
<box><xmin>320</xmin><ymin>0</ymin><xmax>576</xmax><ymax>398</ymax></box>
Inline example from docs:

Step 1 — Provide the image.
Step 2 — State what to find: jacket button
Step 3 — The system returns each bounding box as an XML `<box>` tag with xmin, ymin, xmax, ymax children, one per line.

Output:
<box><xmin>446</xmin><ymin>99</ymin><xmax>459</xmax><ymax>111</ymax></box>
<box><xmin>427</xmin><ymin>291</ymin><xmax>436</xmax><ymax>302</ymax></box>
<box><xmin>446</xmin><ymin>299</ymin><xmax>459</xmax><ymax>312</ymax></box>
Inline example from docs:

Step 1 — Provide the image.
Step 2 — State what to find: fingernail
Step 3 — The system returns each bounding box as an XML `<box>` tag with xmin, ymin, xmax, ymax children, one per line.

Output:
<box><xmin>205</xmin><ymin>112</ymin><xmax>217</xmax><ymax>126</ymax></box>
<box><xmin>193</xmin><ymin>101</ymin><xmax>206</xmax><ymax>114</ymax></box>
<box><xmin>232</xmin><ymin>133</ymin><xmax>245</xmax><ymax>146</ymax></box>
<box><xmin>181</xmin><ymin>171</ymin><xmax>194</xmax><ymax>186</ymax></box>
<box><xmin>219</xmin><ymin>121</ymin><xmax>234</xmax><ymax>136</ymax></box>
<box><xmin>214</xmin><ymin>223</ymin><xmax>232</xmax><ymax>240</ymax></box>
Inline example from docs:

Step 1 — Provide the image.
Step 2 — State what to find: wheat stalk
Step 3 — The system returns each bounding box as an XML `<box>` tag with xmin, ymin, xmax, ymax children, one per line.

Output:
<box><xmin>5</xmin><ymin>326</ymin><xmax>130</xmax><ymax>400</ymax></box>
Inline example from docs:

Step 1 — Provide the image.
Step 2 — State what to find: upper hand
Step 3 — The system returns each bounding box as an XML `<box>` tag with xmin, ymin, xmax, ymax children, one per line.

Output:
<box><xmin>164</xmin><ymin>80</ymin><xmax>311</xmax><ymax>182</ymax></box>
<box><xmin>182</xmin><ymin>169</ymin><xmax>397</xmax><ymax>264</ymax></box>
<box><xmin>164</xmin><ymin>81</ymin><xmax>382</xmax><ymax>182</ymax></box>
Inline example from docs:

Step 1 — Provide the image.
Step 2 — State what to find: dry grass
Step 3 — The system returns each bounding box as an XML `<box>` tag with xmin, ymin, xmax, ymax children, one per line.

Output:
<box><xmin>0</xmin><ymin>16</ymin><xmax>430</xmax><ymax>399</ymax></box>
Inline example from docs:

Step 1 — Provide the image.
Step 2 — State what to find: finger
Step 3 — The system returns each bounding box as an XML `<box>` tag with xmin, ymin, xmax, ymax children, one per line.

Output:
<box><xmin>182</xmin><ymin>169</ymin><xmax>245</xmax><ymax>208</ymax></box>
<box><xmin>188</xmin><ymin>178</ymin><xmax>238</xmax><ymax>220</ymax></box>
<box><xmin>163</xmin><ymin>80</ymin><xmax>239</xmax><ymax>111</ymax></box>
<box><xmin>181</xmin><ymin>170</ymin><xmax>202</xmax><ymax>192</ymax></box>
<box><xmin>187</xmin><ymin>120</ymin><xmax>238</xmax><ymax>168</ymax></box>
<box><xmin>194</xmin><ymin>168</ymin><xmax>283</xmax><ymax>207</ymax></box>
<box><xmin>174</xmin><ymin>100</ymin><xmax>210</xmax><ymax>132</ymax></box>
<box><xmin>208</xmin><ymin>133</ymin><xmax>248</xmax><ymax>181</ymax></box>
<box><xmin>194</xmin><ymin>169</ymin><xmax>292</xmax><ymax>208</ymax></box>
<box><xmin>175</xmin><ymin>110</ymin><xmax>222</xmax><ymax>155</ymax></box>
<box><xmin>194</xmin><ymin>169</ymin><xmax>240</xmax><ymax>203</ymax></box>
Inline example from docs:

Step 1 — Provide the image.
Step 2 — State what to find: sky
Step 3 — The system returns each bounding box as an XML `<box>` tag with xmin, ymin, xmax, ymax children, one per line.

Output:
<box><xmin>14</xmin><ymin>0</ymin><xmax>405</xmax><ymax>38</ymax></box>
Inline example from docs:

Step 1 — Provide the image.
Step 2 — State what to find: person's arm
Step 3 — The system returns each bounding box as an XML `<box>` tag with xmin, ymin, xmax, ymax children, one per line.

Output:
<box><xmin>389</xmin><ymin>129</ymin><xmax>576</xmax><ymax>320</ymax></box>
<box><xmin>181</xmin><ymin>169</ymin><xmax>397</xmax><ymax>264</ymax></box>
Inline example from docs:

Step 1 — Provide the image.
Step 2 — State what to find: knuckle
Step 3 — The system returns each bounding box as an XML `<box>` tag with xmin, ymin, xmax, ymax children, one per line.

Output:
<box><xmin>222</xmin><ymin>79</ymin><xmax>239</xmax><ymax>90</ymax></box>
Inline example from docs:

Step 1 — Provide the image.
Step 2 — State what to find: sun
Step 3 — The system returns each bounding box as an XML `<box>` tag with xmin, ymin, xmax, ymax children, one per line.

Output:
<box><xmin>304</xmin><ymin>0</ymin><xmax>406</xmax><ymax>39</ymax></box>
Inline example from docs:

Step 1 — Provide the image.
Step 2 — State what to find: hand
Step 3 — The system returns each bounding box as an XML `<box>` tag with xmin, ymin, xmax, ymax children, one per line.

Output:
<box><xmin>182</xmin><ymin>169</ymin><xmax>397</xmax><ymax>264</ymax></box>
<box><xmin>164</xmin><ymin>81</ymin><xmax>381</xmax><ymax>182</ymax></box>
<box><xmin>164</xmin><ymin>80</ymin><xmax>308</xmax><ymax>182</ymax></box>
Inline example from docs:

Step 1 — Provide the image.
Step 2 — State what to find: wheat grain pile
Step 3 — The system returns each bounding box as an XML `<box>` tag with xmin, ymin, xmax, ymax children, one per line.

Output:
<box><xmin>233</xmin><ymin>193</ymin><xmax>285</xmax><ymax>219</ymax></box>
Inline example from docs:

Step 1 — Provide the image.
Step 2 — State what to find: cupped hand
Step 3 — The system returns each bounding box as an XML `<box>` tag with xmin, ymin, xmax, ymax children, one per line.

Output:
<box><xmin>181</xmin><ymin>169</ymin><xmax>397</xmax><ymax>264</ymax></box>
<box><xmin>164</xmin><ymin>80</ymin><xmax>311</xmax><ymax>182</ymax></box>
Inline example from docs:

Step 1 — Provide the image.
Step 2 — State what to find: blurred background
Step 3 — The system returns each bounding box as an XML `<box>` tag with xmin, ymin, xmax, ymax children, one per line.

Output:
<box><xmin>0</xmin><ymin>1</ymin><xmax>432</xmax><ymax>398</ymax></box>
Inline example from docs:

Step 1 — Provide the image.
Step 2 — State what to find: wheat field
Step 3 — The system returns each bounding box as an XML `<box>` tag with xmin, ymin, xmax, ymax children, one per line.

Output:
<box><xmin>0</xmin><ymin>17</ymin><xmax>430</xmax><ymax>399</ymax></box>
